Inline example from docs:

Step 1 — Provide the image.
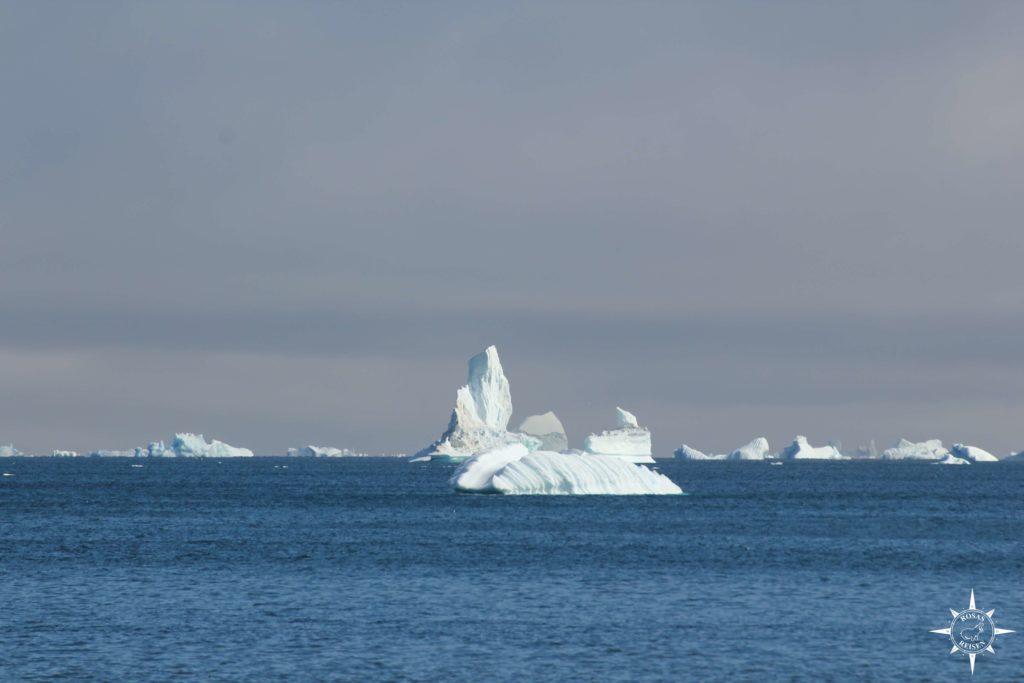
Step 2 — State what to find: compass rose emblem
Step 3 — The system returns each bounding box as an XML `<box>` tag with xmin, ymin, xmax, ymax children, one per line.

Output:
<box><xmin>931</xmin><ymin>589</ymin><xmax>1014</xmax><ymax>674</ymax></box>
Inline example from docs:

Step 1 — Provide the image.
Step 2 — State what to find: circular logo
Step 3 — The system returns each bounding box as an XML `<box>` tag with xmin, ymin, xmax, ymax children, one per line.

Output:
<box><xmin>949</xmin><ymin>609</ymin><xmax>996</xmax><ymax>654</ymax></box>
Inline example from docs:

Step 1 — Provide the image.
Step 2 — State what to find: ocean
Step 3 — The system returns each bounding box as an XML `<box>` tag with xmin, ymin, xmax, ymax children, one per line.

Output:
<box><xmin>1</xmin><ymin>458</ymin><xmax>1021</xmax><ymax>681</ymax></box>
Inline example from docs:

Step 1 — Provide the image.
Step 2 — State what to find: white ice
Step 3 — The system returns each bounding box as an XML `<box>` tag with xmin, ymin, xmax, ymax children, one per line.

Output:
<box><xmin>673</xmin><ymin>437</ymin><xmax>770</xmax><ymax>461</ymax></box>
<box><xmin>286</xmin><ymin>445</ymin><xmax>366</xmax><ymax>458</ymax></box>
<box><xmin>583</xmin><ymin>407</ymin><xmax>654</xmax><ymax>464</ymax></box>
<box><xmin>776</xmin><ymin>436</ymin><xmax>847</xmax><ymax>460</ymax></box>
<box><xmin>517</xmin><ymin>411</ymin><xmax>568</xmax><ymax>452</ymax></box>
<box><xmin>414</xmin><ymin>346</ymin><xmax>539</xmax><ymax>462</ymax></box>
<box><xmin>450</xmin><ymin>443</ymin><xmax>682</xmax><ymax>495</ymax></box>
<box><xmin>0</xmin><ymin>445</ymin><xmax>21</xmax><ymax>457</ymax></box>
<box><xmin>161</xmin><ymin>433</ymin><xmax>253</xmax><ymax>458</ymax></box>
<box><xmin>932</xmin><ymin>453</ymin><xmax>970</xmax><ymax>465</ymax></box>
<box><xmin>950</xmin><ymin>443</ymin><xmax>999</xmax><ymax>463</ymax></box>
<box><xmin>880</xmin><ymin>438</ymin><xmax>949</xmax><ymax>461</ymax></box>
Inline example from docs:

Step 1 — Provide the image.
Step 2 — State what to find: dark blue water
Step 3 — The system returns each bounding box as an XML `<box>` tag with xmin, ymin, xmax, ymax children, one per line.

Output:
<box><xmin>1</xmin><ymin>459</ymin><xmax>1022</xmax><ymax>682</ymax></box>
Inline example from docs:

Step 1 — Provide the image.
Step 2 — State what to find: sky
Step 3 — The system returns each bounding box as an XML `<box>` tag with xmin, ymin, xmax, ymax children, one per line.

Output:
<box><xmin>2</xmin><ymin>2</ymin><xmax>1024</xmax><ymax>456</ymax></box>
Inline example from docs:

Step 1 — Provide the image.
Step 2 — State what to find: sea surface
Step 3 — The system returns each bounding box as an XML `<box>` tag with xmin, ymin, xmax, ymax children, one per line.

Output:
<box><xmin>1</xmin><ymin>458</ymin><xmax>1022</xmax><ymax>682</ymax></box>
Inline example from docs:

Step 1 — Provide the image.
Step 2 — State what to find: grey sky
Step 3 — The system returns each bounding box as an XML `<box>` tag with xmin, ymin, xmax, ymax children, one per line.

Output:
<box><xmin>3</xmin><ymin>2</ymin><xmax>1024</xmax><ymax>455</ymax></box>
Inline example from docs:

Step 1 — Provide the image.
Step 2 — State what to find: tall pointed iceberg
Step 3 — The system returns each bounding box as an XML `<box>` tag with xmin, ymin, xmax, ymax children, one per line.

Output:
<box><xmin>413</xmin><ymin>346</ymin><xmax>539</xmax><ymax>462</ymax></box>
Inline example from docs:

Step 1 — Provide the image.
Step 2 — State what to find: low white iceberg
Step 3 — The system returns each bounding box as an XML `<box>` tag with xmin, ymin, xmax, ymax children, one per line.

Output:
<box><xmin>674</xmin><ymin>444</ymin><xmax>722</xmax><ymax>460</ymax></box>
<box><xmin>880</xmin><ymin>438</ymin><xmax>949</xmax><ymax>461</ymax></box>
<box><xmin>87</xmin><ymin>449</ymin><xmax>137</xmax><ymax>458</ymax></box>
<box><xmin>414</xmin><ymin>346</ymin><xmax>539</xmax><ymax>462</ymax></box>
<box><xmin>0</xmin><ymin>444</ymin><xmax>21</xmax><ymax>457</ymax></box>
<box><xmin>51</xmin><ymin>450</ymin><xmax>80</xmax><ymax>457</ymax></box>
<box><xmin>451</xmin><ymin>444</ymin><xmax>682</xmax><ymax>495</ymax></box>
<box><xmin>673</xmin><ymin>437</ymin><xmax>771</xmax><ymax>461</ymax></box>
<box><xmin>950</xmin><ymin>443</ymin><xmax>998</xmax><ymax>463</ymax></box>
<box><xmin>518</xmin><ymin>412</ymin><xmax>568</xmax><ymax>453</ymax></box>
<box><xmin>286</xmin><ymin>445</ymin><xmax>366</xmax><ymax>458</ymax></box>
<box><xmin>583</xmin><ymin>407</ymin><xmax>654</xmax><ymax>464</ymax></box>
<box><xmin>932</xmin><ymin>453</ymin><xmax>970</xmax><ymax>465</ymax></box>
<box><xmin>776</xmin><ymin>436</ymin><xmax>847</xmax><ymax>460</ymax></box>
<box><xmin>161</xmin><ymin>433</ymin><xmax>253</xmax><ymax>458</ymax></box>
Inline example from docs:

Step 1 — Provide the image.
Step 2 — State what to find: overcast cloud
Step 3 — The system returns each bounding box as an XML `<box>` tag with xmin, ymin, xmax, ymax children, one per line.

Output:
<box><xmin>3</xmin><ymin>2</ymin><xmax>1024</xmax><ymax>455</ymax></box>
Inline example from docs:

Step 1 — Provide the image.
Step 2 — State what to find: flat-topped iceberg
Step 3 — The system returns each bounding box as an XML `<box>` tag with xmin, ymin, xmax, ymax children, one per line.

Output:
<box><xmin>414</xmin><ymin>346</ymin><xmax>539</xmax><ymax>462</ymax></box>
<box><xmin>286</xmin><ymin>445</ymin><xmax>367</xmax><ymax>458</ymax></box>
<box><xmin>51</xmin><ymin>450</ymin><xmax>80</xmax><ymax>457</ymax></box>
<box><xmin>451</xmin><ymin>444</ymin><xmax>682</xmax><ymax>495</ymax></box>
<box><xmin>674</xmin><ymin>437</ymin><xmax>771</xmax><ymax>461</ymax></box>
<box><xmin>161</xmin><ymin>433</ymin><xmax>253</xmax><ymax>458</ymax></box>
<box><xmin>776</xmin><ymin>436</ymin><xmax>847</xmax><ymax>460</ymax></box>
<box><xmin>583</xmin><ymin>407</ymin><xmax>654</xmax><ymax>464</ymax></box>
<box><xmin>950</xmin><ymin>443</ymin><xmax>998</xmax><ymax>463</ymax></box>
<box><xmin>87</xmin><ymin>449</ymin><xmax>137</xmax><ymax>458</ymax></box>
<box><xmin>0</xmin><ymin>444</ymin><xmax>21</xmax><ymax>457</ymax></box>
<box><xmin>880</xmin><ymin>438</ymin><xmax>949</xmax><ymax>461</ymax></box>
<box><xmin>518</xmin><ymin>412</ymin><xmax>568</xmax><ymax>452</ymax></box>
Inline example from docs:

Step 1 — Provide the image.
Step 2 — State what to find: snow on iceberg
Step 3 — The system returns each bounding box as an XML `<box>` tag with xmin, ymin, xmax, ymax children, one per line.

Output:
<box><xmin>880</xmin><ymin>438</ymin><xmax>949</xmax><ymax>461</ymax></box>
<box><xmin>950</xmin><ymin>443</ymin><xmax>998</xmax><ymax>463</ymax></box>
<box><xmin>0</xmin><ymin>444</ymin><xmax>21</xmax><ymax>457</ymax></box>
<box><xmin>776</xmin><ymin>436</ymin><xmax>847</xmax><ymax>460</ymax></box>
<box><xmin>518</xmin><ymin>412</ymin><xmax>568</xmax><ymax>452</ymax></box>
<box><xmin>583</xmin><ymin>407</ymin><xmax>654</xmax><ymax>464</ymax></box>
<box><xmin>450</xmin><ymin>443</ymin><xmax>682</xmax><ymax>495</ymax></box>
<box><xmin>413</xmin><ymin>346</ymin><xmax>539</xmax><ymax>462</ymax></box>
<box><xmin>286</xmin><ymin>445</ymin><xmax>367</xmax><ymax>458</ymax></box>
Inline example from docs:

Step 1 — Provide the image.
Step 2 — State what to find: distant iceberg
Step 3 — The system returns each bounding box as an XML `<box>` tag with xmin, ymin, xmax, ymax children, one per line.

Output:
<box><xmin>87</xmin><ymin>449</ymin><xmax>137</xmax><ymax>458</ymax></box>
<box><xmin>450</xmin><ymin>444</ymin><xmax>682</xmax><ymax>495</ymax></box>
<box><xmin>286</xmin><ymin>445</ymin><xmax>368</xmax><ymax>458</ymax></box>
<box><xmin>674</xmin><ymin>437</ymin><xmax>771</xmax><ymax>461</ymax></box>
<box><xmin>413</xmin><ymin>346</ymin><xmax>540</xmax><ymax>462</ymax></box>
<box><xmin>950</xmin><ymin>443</ymin><xmax>998</xmax><ymax>463</ymax></box>
<box><xmin>583</xmin><ymin>407</ymin><xmax>654</xmax><ymax>464</ymax></box>
<box><xmin>518</xmin><ymin>412</ymin><xmax>568</xmax><ymax>452</ymax></box>
<box><xmin>0</xmin><ymin>444</ymin><xmax>21</xmax><ymax>457</ymax></box>
<box><xmin>1004</xmin><ymin>450</ymin><xmax>1024</xmax><ymax>463</ymax></box>
<box><xmin>776</xmin><ymin>436</ymin><xmax>847</xmax><ymax>460</ymax></box>
<box><xmin>880</xmin><ymin>438</ymin><xmax>949</xmax><ymax>461</ymax></box>
<box><xmin>161</xmin><ymin>433</ymin><xmax>253</xmax><ymax>458</ymax></box>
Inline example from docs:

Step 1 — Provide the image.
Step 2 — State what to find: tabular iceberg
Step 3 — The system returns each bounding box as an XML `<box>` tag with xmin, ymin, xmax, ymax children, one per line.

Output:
<box><xmin>161</xmin><ymin>433</ymin><xmax>253</xmax><ymax>458</ymax></box>
<box><xmin>286</xmin><ymin>445</ymin><xmax>367</xmax><ymax>458</ymax></box>
<box><xmin>518</xmin><ymin>412</ymin><xmax>568</xmax><ymax>453</ymax></box>
<box><xmin>0</xmin><ymin>444</ymin><xmax>21</xmax><ymax>457</ymax></box>
<box><xmin>880</xmin><ymin>438</ymin><xmax>949</xmax><ymax>461</ymax></box>
<box><xmin>776</xmin><ymin>436</ymin><xmax>847</xmax><ymax>460</ymax></box>
<box><xmin>451</xmin><ymin>444</ymin><xmax>682</xmax><ymax>495</ymax></box>
<box><xmin>413</xmin><ymin>346</ymin><xmax>539</xmax><ymax>462</ymax></box>
<box><xmin>950</xmin><ymin>443</ymin><xmax>999</xmax><ymax>463</ymax></box>
<box><xmin>583</xmin><ymin>407</ymin><xmax>654</xmax><ymax>464</ymax></box>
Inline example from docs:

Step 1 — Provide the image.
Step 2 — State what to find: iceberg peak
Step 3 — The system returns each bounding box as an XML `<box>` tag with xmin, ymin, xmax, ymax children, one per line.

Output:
<box><xmin>414</xmin><ymin>346</ymin><xmax>538</xmax><ymax>462</ymax></box>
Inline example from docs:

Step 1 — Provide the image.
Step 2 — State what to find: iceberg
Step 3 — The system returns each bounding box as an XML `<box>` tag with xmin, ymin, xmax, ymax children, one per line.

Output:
<box><xmin>51</xmin><ymin>450</ymin><xmax>80</xmax><ymax>457</ymax></box>
<box><xmin>674</xmin><ymin>444</ymin><xmax>723</xmax><ymax>460</ymax></box>
<box><xmin>86</xmin><ymin>449</ymin><xmax>137</xmax><ymax>458</ymax></box>
<box><xmin>932</xmin><ymin>453</ymin><xmax>970</xmax><ymax>465</ymax></box>
<box><xmin>161</xmin><ymin>433</ymin><xmax>253</xmax><ymax>458</ymax></box>
<box><xmin>450</xmin><ymin>443</ymin><xmax>682</xmax><ymax>495</ymax></box>
<box><xmin>776</xmin><ymin>436</ymin><xmax>847</xmax><ymax>460</ymax></box>
<box><xmin>286</xmin><ymin>445</ymin><xmax>367</xmax><ymax>458</ymax></box>
<box><xmin>880</xmin><ymin>438</ymin><xmax>949</xmax><ymax>461</ymax></box>
<box><xmin>583</xmin><ymin>407</ymin><xmax>654</xmax><ymax>464</ymax></box>
<box><xmin>729</xmin><ymin>437</ymin><xmax>771</xmax><ymax>460</ymax></box>
<box><xmin>517</xmin><ymin>412</ymin><xmax>568</xmax><ymax>452</ymax></box>
<box><xmin>673</xmin><ymin>437</ymin><xmax>771</xmax><ymax>461</ymax></box>
<box><xmin>1004</xmin><ymin>450</ymin><xmax>1024</xmax><ymax>463</ymax></box>
<box><xmin>0</xmin><ymin>444</ymin><xmax>21</xmax><ymax>457</ymax></box>
<box><xmin>413</xmin><ymin>346</ymin><xmax>539</xmax><ymax>462</ymax></box>
<box><xmin>950</xmin><ymin>443</ymin><xmax>998</xmax><ymax>463</ymax></box>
